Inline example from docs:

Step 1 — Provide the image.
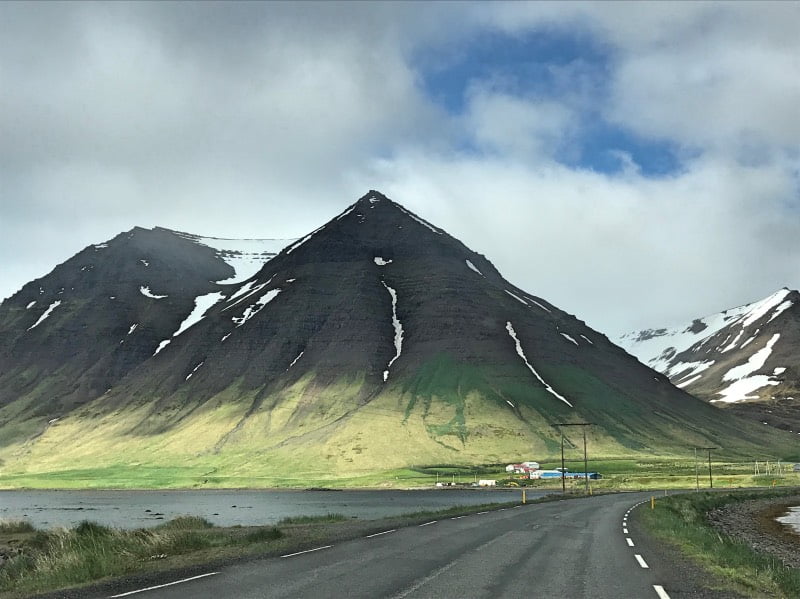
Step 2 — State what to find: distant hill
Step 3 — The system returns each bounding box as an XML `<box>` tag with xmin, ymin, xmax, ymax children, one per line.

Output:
<box><xmin>618</xmin><ymin>289</ymin><xmax>800</xmax><ymax>432</ymax></box>
<box><xmin>0</xmin><ymin>191</ymin><xmax>794</xmax><ymax>486</ymax></box>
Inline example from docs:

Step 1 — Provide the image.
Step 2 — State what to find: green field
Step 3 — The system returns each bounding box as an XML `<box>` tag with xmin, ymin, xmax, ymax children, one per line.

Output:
<box><xmin>2</xmin><ymin>457</ymin><xmax>799</xmax><ymax>491</ymax></box>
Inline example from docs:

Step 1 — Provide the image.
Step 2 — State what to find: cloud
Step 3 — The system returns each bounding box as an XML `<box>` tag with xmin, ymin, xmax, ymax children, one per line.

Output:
<box><xmin>362</xmin><ymin>149</ymin><xmax>800</xmax><ymax>335</ymax></box>
<box><xmin>1</xmin><ymin>1</ymin><xmax>798</xmax><ymax>340</ymax></box>
<box><xmin>464</xmin><ymin>87</ymin><xmax>577</xmax><ymax>160</ymax></box>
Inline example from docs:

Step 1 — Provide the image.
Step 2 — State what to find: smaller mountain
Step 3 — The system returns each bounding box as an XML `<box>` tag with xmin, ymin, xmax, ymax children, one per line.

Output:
<box><xmin>0</xmin><ymin>227</ymin><xmax>292</xmax><ymax>441</ymax></box>
<box><xmin>618</xmin><ymin>288</ymin><xmax>800</xmax><ymax>430</ymax></box>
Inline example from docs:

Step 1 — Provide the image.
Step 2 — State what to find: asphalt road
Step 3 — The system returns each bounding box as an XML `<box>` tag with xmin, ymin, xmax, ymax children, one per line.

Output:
<box><xmin>94</xmin><ymin>492</ymin><xmax>738</xmax><ymax>599</ymax></box>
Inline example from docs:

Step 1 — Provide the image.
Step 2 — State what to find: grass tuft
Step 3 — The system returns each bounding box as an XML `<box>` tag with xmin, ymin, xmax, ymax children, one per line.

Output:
<box><xmin>242</xmin><ymin>527</ymin><xmax>283</xmax><ymax>543</ymax></box>
<box><xmin>154</xmin><ymin>516</ymin><xmax>215</xmax><ymax>530</ymax></box>
<box><xmin>0</xmin><ymin>519</ymin><xmax>35</xmax><ymax>534</ymax></box>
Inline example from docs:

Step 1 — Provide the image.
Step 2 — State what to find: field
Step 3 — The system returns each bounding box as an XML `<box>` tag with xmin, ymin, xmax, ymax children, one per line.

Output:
<box><xmin>1</xmin><ymin>456</ymin><xmax>798</xmax><ymax>491</ymax></box>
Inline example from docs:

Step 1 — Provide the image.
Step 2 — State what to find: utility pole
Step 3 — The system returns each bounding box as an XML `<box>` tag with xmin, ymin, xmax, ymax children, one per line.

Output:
<box><xmin>557</xmin><ymin>423</ymin><xmax>594</xmax><ymax>494</ymax></box>
<box><xmin>694</xmin><ymin>447</ymin><xmax>718</xmax><ymax>488</ymax></box>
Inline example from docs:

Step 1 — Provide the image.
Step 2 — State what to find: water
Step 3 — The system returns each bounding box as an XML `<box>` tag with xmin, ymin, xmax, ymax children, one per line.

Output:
<box><xmin>775</xmin><ymin>505</ymin><xmax>800</xmax><ymax>534</ymax></box>
<box><xmin>0</xmin><ymin>489</ymin><xmax>543</xmax><ymax>530</ymax></box>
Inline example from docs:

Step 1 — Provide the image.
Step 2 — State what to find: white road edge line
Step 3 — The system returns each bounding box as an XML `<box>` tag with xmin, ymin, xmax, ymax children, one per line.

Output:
<box><xmin>626</xmin><ymin>537</ymin><xmax>634</xmax><ymax>547</ymax></box>
<box><xmin>635</xmin><ymin>554</ymin><xmax>649</xmax><ymax>568</ymax></box>
<box><xmin>419</xmin><ymin>521</ymin><xmax>437</xmax><ymax>527</ymax></box>
<box><xmin>450</xmin><ymin>516</ymin><xmax>466</xmax><ymax>520</ymax></box>
<box><xmin>477</xmin><ymin>511</ymin><xmax>489</xmax><ymax>515</ymax></box>
<box><xmin>653</xmin><ymin>585</ymin><xmax>670</xmax><ymax>598</ymax></box>
<box><xmin>366</xmin><ymin>529</ymin><xmax>396</xmax><ymax>538</ymax></box>
<box><xmin>281</xmin><ymin>545</ymin><xmax>332</xmax><ymax>558</ymax></box>
<box><xmin>109</xmin><ymin>572</ymin><xmax>220</xmax><ymax>597</ymax></box>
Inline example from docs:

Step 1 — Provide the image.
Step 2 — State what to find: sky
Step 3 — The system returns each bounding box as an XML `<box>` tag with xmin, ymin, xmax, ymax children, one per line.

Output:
<box><xmin>1</xmin><ymin>1</ymin><xmax>799</xmax><ymax>336</ymax></box>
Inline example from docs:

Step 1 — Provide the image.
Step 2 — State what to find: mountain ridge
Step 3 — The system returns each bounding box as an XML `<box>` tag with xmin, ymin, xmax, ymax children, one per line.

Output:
<box><xmin>1</xmin><ymin>191</ymin><xmax>795</xmax><ymax>485</ymax></box>
<box><xmin>618</xmin><ymin>287</ymin><xmax>800</xmax><ymax>430</ymax></box>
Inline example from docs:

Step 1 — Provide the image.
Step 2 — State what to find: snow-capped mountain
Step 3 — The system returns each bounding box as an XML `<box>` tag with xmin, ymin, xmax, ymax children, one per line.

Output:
<box><xmin>618</xmin><ymin>289</ymin><xmax>800</xmax><ymax>427</ymax></box>
<box><xmin>0</xmin><ymin>192</ymin><xmax>793</xmax><ymax>481</ymax></box>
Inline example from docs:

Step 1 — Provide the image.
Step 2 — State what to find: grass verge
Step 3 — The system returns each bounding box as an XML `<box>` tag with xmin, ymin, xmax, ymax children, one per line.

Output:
<box><xmin>639</xmin><ymin>489</ymin><xmax>800</xmax><ymax>598</ymax></box>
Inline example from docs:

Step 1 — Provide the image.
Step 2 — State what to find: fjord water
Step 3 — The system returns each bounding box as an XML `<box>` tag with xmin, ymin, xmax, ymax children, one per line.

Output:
<box><xmin>776</xmin><ymin>505</ymin><xmax>800</xmax><ymax>534</ymax></box>
<box><xmin>0</xmin><ymin>489</ymin><xmax>539</xmax><ymax>529</ymax></box>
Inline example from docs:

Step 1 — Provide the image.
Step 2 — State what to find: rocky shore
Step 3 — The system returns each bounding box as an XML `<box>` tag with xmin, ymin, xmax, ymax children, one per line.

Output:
<box><xmin>707</xmin><ymin>494</ymin><xmax>800</xmax><ymax>568</ymax></box>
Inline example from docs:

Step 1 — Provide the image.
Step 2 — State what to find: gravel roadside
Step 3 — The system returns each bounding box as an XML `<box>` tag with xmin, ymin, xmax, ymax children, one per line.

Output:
<box><xmin>707</xmin><ymin>494</ymin><xmax>800</xmax><ymax>569</ymax></box>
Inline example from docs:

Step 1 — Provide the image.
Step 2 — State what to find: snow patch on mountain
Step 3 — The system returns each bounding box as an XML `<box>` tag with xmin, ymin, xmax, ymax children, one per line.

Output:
<box><xmin>128</xmin><ymin>324</ymin><xmax>137</xmax><ymax>335</ymax></box>
<box><xmin>722</xmin><ymin>334</ymin><xmax>780</xmax><ymax>382</ymax></box>
<box><xmin>287</xmin><ymin>351</ymin><xmax>304</xmax><ymax>371</ymax></box>
<box><xmin>505</xmin><ymin>290</ymin><xmax>528</xmax><ymax>306</ymax></box>
<box><xmin>526</xmin><ymin>296</ymin><xmax>552</xmax><ymax>313</ymax></box>
<box><xmin>26</xmin><ymin>301</ymin><xmax>36</xmax><ymax>309</ymax></box>
<box><xmin>580</xmin><ymin>334</ymin><xmax>594</xmax><ymax>345</ymax></box>
<box><xmin>176</xmin><ymin>231</ymin><xmax>291</xmax><ymax>284</ymax></box>
<box><xmin>506</xmin><ymin>321</ymin><xmax>573</xmax><ymax>407</ymax></box>
<box><xmin>174</xmin><ymin>292</ymin><xmax>227</xmax><ymax>337</ymax></box>
<box><xmin>742</xmin><ymin>289</ymin><xmax>792</xmax><ymax>328</ymax></box>
<box><xmin>669</xmin><ymin>360</ymin><xmax>715</xmax><ymax>383</ymax></box>
<box><xmin>140</xmin><ymin>286</ymin><xmax>167</xmax><ymax>299</ymax></box>
<box><xmin>336</xmin><ymin>205</ymin><xmax>357</xmax><ymax>220</ymax></box>
<box><xmin>225</xmin><ymin>280</ymin><xmax>260</xmax><ymax>305</ymax></box>
<box><xmin>382</xmin><ymin>282</ymin><xmax>404</xmax><ymax>382</ymax></box>
<box><xmin>27</xmin><ymin>300</ymin><xmax>61</xmax><ymax>331</ymax></box>
<box><xmin>769</xmin><ymin>300</ymin><xmax>793</xmax><ymax>323</ymax></box>
<box><xmin>374</xmin><ymin>257</ymin><xmax>392</xmax><ymax>266</ymax></box>
<box><xmin>396</xmin><ymin>205</ymin><xmax>442</xmax><ymax>235</ymax></box>
<box><xmin>721</xmin><ymin>330</ymin><xmax>744</xmax><ymax>353</ymax></box>
<box><xmin>677</xmin><ymin>375</ymin><xmax>702</xmax><ymax>388</ymax></box>
<box><xmin>185</xmin><ymin>361</ymin><xmax>204</xmax><ymax>380</ymax></box>
<box><xmin>466</xmin><ymin>260</ymin><xmax>483</xmax><ymax>276</ymax></box>
<box><xmin>232</xmin><ymin>289</ymin><xmax>281</xmax><ymax>328</ymax></box>
<box><xmin>715</xmin><ymin>376</ymin><xmax>781</xmax><ymax>403</ymax></box>
<box><xmin>153</xmin><ymin>340</ymin><xmax>171</xmax><ymax>356</ymax></box>
<box><xmin>223</xmin><ymin>279</ymin><xmax>272</xmax><ymax>312</ymax></box>
<box><xmin>560</xmin><ymin>333</ymin><xmax>579</xmax><ymax>346</ymax></box>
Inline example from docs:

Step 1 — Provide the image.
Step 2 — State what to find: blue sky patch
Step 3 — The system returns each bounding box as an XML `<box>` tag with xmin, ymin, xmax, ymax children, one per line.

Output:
<box><xmin>416</xmin><ymin>28</ymin><xmax>684</xmax><ymax>177</ymax></box>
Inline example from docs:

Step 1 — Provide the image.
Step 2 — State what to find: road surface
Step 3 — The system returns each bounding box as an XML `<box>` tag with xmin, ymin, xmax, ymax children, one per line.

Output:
<box><xmin>87</xmin><ymin>491</ymin><xmax>737</xmax><ymax>599</ymax></box>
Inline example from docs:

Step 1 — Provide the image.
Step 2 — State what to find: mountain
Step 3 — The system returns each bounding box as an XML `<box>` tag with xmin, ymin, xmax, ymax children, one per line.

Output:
<box><xmin>618</xmin><ymin>289</ymin><xmax>800</xmax><ymax>431</ymax></box>
<box><xmin>0</xmin><ymin>227</ymin><xmax>290</xmax><ymax>443</ymax></box>
<box><xmin>0</xmin><ymin>192</ymin><xmax>794</xmax><ymax>485</ymax></box>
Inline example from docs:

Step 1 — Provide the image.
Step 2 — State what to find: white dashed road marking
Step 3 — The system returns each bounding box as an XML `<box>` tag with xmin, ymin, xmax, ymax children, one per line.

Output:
<box><xmin>653</xmin><ymin>585</ymin><xmax>671</xmax><ymax>598</ymax></box>
<box><xmin>366</xmin><ymin>529</ymin><xmax>396</xmax><ymax>538</ymax></box>
<box><xmin>626</xmin><ymin>537</ymin><xmax>634</xmax><ymax>547</ymax></box>
<box><xmin>281</xmin><ymin>545</ymin><xmax>333</xmax><ymax>558</ymax></box>
<box><xmin>635</xmin><ymin>554</ymin><xmax>649</xmax><ymax>568</ymax></box>
<box><xmin>419</xmin><ymin>521</ymin><xmax>437</xmax><ymax>527</ymax></box>
<box><xmin>109</xmin><ymin>572</ymin><xmax>220</xmax><ymax>597</ymax></box>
